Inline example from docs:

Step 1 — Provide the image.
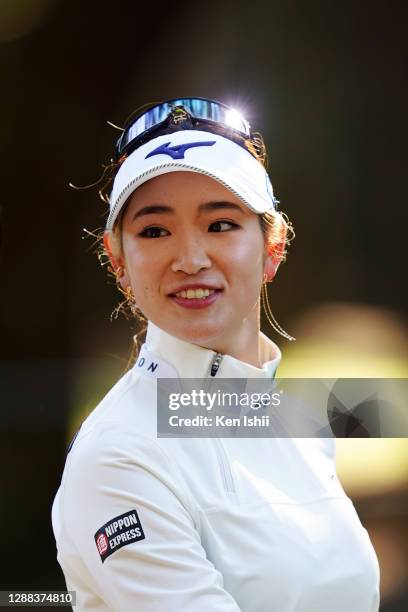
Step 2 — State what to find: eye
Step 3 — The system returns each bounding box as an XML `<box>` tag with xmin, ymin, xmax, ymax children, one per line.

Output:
<box><xmin>209</xmin><ymin>220</ymin><xmax>239</xmax><ymax>232</ymax></box>
<box><xmin>139</xmin><ymin>226</ymin><xmax>170</xmax><ymax>238</ymax></box>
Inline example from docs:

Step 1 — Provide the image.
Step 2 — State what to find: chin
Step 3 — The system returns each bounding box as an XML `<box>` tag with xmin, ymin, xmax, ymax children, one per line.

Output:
<box><xmin>171</xmin><ymin>319</ymin><xmax>227</xmax><ymax>348</ymax></box>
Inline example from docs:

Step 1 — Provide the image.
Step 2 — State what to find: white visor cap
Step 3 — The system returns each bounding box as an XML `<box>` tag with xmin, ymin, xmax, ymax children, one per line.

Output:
<box><xmin>106</xmin><ymin>130</ymin><xmax>278</xmax><ymax>231</ymax></box>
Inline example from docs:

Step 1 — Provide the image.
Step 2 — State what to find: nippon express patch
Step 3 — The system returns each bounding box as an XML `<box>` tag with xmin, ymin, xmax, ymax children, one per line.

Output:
<box><xmin>94</xmin><ymin>509</ymin><xmax>145</xmax><ymax>562</ymax></box>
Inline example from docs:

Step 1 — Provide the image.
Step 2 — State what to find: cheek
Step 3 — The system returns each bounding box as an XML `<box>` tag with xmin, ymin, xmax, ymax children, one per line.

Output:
<box><xmin>226</xmin><ymin>231</ymin><xmax>265</xmax><ymax>280</ymax></box>
<box><xmin>122</xmin><ymin>238</ymin><xmax>159</xmax><ymax>296</ymax></box>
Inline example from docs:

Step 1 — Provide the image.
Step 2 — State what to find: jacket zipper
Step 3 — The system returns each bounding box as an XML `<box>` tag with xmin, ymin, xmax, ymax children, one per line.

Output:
<box><xmin>208</xmin><ymin>352</ymin><xmax>236</xmax><ymax>495</ymax></box>
<box><xmin>210</xmin><ymin>352</ymin><xmax>223</xmax><ymax>377</ymax></box>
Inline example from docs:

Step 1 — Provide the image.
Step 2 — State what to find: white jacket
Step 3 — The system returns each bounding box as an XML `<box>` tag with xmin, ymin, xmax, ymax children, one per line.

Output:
<box><xmin>52</xmin><ymin>321</ymin><xmax>380</xmax><ymax>611</ymax></box>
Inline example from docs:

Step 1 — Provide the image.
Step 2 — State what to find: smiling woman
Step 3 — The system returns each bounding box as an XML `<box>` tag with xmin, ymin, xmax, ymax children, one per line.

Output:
<box><xmin>51</xmin><ymin>98</ymin><xmax>380</xmax><ymax>612</ymax></box>
<box><xmin>101</xmin><ymin>115</ymin><xmax>293</xmax><ymax>361</ymax></box>
<box><xmin>104</xmin><ymin>171</ymin><xmax>286</xmax><ymax>363</ymax></box>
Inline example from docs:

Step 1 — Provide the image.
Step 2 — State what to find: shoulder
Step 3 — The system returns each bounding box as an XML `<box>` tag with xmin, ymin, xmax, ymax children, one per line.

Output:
<box><xmin>60</xmin><ymin>367</ymin><xmax>198</xmax><ymax>509</ymax></box>
<box><xmin>66</xmin><ymin>367</ymin><xmax>164</xmax><ymax>475</ymax></box>
<box><xmin>65</xmin><ymin>419</ymin><xmax>172</xmax><ymax>482</ymax></box>
<box><xmin>59</xmin><ymin>416</ymin><xmax>199</xmax><ymax>523</ymax></box>
<box><xmin>60</xmin><ymin>365</ymin><xmax>179</xmax><ymax>496</ymax></box>
<box><xmin>70</xmin><ymin>366</ymin><xmax>158</xmax><ymax>448</ymax></box>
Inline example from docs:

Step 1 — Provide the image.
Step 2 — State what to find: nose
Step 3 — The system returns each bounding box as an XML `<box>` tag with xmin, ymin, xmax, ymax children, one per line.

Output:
<box><xmin>171</xmin><ymin>233</ymin><xmax>212</xmax><ymax>275</ymax></box>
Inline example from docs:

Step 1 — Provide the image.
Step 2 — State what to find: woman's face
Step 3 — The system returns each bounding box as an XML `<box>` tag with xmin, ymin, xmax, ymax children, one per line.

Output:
<box><xmin>108</xmin><ymin>171</ymin><xmax>276</xmax><ymax>354</ymax></box>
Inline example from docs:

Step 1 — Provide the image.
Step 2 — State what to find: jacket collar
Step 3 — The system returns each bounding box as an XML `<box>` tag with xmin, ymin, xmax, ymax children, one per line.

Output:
<box><xmin>133</xmin><ymin>320</ymin><xmax>281</xmax><ymax>380</ymax></box>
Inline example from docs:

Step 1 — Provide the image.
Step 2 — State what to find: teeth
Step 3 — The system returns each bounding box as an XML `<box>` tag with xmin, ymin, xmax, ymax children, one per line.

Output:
<box><xmin>175</xmin><ymin>288</ymin><xmax>216</xmax><ymax>299</ymax></box>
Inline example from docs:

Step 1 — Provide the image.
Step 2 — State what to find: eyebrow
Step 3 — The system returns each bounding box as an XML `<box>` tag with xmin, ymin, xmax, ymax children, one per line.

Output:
<box><xmin>131</xmin><ymin>201</ymin><xmax>244</xmax><ymax>221</ymax></box>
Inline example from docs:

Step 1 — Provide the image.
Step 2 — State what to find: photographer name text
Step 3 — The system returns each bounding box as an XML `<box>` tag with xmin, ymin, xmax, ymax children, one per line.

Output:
<box><xmin>169</xmin><ymin>414</ymin><xmax>270</xmax><ymax>428</ymax></box>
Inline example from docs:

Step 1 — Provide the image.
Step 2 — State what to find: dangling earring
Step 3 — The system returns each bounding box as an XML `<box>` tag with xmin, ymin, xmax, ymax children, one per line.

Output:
<box><xmin>110</xmin><ymin>266</ymin><xmax>140</xmax><ymax>319</ymax></box>
<box><xmin>123</xmin><ymin>285</ymin><xmax>139</xmax><ymax>316</ymax></box>
<box><xmin>261</xmin><ymin>275</ymin><xmax>296</xmax><ymax>342</ymax></box>
<box><xmin>114</xmin><ymin>266</ymin><xmax>123</xmax><ymax>279</ymax></box>
<box><xmin>112</xmin><ymin>265</ymin><xmax>138</xmax><ymax>313</ymax></box>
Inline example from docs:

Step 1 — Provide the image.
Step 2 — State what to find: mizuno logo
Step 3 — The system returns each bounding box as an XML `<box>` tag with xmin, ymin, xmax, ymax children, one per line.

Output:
<box><xmin>145</xmin><ymin>140</ymin><xmax>216</xmax><ymax>160</ymax></box>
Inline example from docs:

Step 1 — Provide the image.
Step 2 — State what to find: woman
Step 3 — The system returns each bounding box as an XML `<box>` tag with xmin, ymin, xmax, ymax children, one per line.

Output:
<box><xmin>52</xmin><ymin>98</ymin><xmax>380</xmax><ymax>611</ymax></box>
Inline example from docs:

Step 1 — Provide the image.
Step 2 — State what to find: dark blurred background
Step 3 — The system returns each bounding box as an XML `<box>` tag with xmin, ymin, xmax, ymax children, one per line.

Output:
<box><xmin>0</xmin><ymin>0</ymin><xmax>407</xmax><ymax>609</ymax></box>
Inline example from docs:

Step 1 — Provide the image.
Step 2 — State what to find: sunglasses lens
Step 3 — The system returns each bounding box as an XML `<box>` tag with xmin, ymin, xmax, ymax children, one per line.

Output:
<box><xmin>118</xmin><ymin>103</ymin><xmax>170</xmax><ymax>154</ymax></box>
<box><xmin>173</xmin><ymin>99</ymin><xmax>249</xmax><ymax>135</ymax></box>
<box><xmin>116</xmin><ymin>98</ymin><xmax>251</xmax><ymax>158</ymax></box>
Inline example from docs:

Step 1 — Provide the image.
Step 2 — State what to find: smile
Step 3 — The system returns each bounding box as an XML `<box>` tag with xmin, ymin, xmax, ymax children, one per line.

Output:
<box><xmin>175</xmin><ymin>288</ymin><xmax>216</xmax><ymax>299</ymax></box>
<box><xmin>169</xmin><ymin>287</ymin><xmax>222</xmax><ymax>310</ymax></box>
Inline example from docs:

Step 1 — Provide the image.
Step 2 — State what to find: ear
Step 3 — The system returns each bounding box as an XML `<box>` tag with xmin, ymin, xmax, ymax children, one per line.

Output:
<box><xmin>103</xmin><ymin>231</ymin><xmax>130</xmax><ymax>290</ymax></box>
<box><xmin>263</xmin><ymin>239</ymin><xmax>285</xmax><ymax>282</ymax></box>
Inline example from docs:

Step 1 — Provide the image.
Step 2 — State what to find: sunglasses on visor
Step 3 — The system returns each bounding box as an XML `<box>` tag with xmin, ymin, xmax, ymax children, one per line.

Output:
<box><xmin>115</xmin><ymin>97</ymin><xmax>253</xmax><ymax>160</ymax></box>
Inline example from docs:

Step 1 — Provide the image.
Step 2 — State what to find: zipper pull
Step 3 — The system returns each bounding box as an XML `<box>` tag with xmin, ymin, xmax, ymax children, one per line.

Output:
<box><xmin>210</xmin><ymin>352</ymin><xmax>223</xmax><ymax>377</ymax></box>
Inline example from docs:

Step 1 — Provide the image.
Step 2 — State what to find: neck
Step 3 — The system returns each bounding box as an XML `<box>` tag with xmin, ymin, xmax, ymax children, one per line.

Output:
<box><xmin>192</xmin><ymin>304</ymin><xmax>263</xmax><ymax>367</ymax></box>
<box><xmin>138</xmin><ymin>319</ymin><xmax>282</xmax><ymax>380</ymax></box>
